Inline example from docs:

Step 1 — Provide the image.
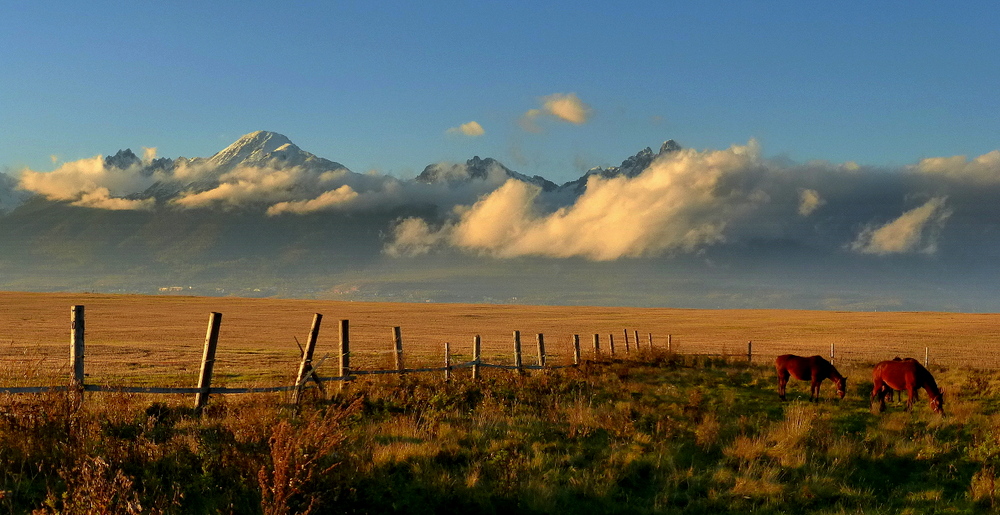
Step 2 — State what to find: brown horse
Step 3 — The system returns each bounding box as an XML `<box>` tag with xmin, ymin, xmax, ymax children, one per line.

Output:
<box><xmin>775</xmin><ymin>354</ymin><xmax>847</xmax><ymax>401</ymax></box>
<box><xmin>871</xmin><ymin>358</ymin><xmax>944</xmax><ymax>414</ymax></box>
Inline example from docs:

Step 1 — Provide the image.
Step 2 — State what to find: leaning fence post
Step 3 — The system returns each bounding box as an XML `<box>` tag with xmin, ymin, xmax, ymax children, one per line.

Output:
<box><xmin>635</xmin><ymin>330</ymin><xmax>641</xmax><ymax>352</ymax></box>
<box><xmin>623</xmin><ymin>329</ymin><xmax>630</xmax><ymax>355</ymax></box>
<box><xmin>70</xmin><ymin>305</ymin><xmax>85</xmax><ymax>390</ymax></box>
<box><xmin>194</xmin><ymin>312</ymin><xmax>222</xmax><ymax>412</ymax></box>
<box><xmin>472</xmin><ymin>335</ymin><xmax>482</xmax><ymax>380</ymax></box>
<box><xmin>337</xmin><ymin>320</ymin><xmax>350</xmax><ymax>391</ymax></box>
<box><xmin>537</xmin><ymin>333</ymin><xmax>546</xmax><ymax>367</ymax></box>
<box><xmin>513</xmin><ymin>331</ymin><xmax>523</xmax><ymax>376</ymax></box>
<box><xmin>609</xmin><ymin>334</ymin><xmax>616</xmax><ymax>356</ymax></box>
<box><xmin>293</xmin><ymin>313</ymin><xmax>323</xmax><ymax>404</ymax></box>
<box><xmin>392</xmin><ymin>326</ymin><xmax>405</xmax><ymax>375</ymax></box>
<box><xmin>573</xmin><ymin>335</ymin><xmax>581</xmax><ymax>366</ymax></box>
<box><xmin>444</xmin><ymin>342</ymin><xmax>452</xmax><ymax>382</ymax></box>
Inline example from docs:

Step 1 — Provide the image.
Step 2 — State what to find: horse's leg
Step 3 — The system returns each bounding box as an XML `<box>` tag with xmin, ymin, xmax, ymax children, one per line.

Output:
<box><xmin>905</xmin><ymin>386</ymin><xmax>916</xmax><ymax>412</ymax></box>
<box><xmin>872</xmin><ymin>379</ymin><xmax>886</xmax><ymax>412</ymax></box>
<box><xmin>777</xmin><ymin>370</ymin><xmax>789</xmax><ymax>401</ymax></box>
<box><xmin>811</xmin><ymin>379</ymin><xmax>821</xmax><ymax>402</ymax></box>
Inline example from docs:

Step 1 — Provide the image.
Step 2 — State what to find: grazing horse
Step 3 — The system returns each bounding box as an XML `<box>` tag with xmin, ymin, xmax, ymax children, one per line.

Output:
<box><xmin>775</xmin><ymin>354</ymin><xmax>847</xmax><ymax>401</ymax></box>
<box><xmin>871</xmin><ymin>358</ymin><xmax>944</xmax><ymax>414</ymax></box>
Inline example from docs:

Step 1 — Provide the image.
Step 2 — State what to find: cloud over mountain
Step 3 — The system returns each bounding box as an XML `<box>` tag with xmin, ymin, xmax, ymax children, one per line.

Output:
<box><xmin>10</xmin><ymin>130</ymin><xmax>1000</xmax><ymax>265</ymax></box>
<box><xmin>7</xmin><ymin>130</ymin><xmax>1000</xmax><ymax>310</ymax></box>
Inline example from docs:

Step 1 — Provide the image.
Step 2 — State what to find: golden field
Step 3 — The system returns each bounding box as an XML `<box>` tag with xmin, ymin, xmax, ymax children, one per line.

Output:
<box><xmin>2</xmin><ymin>290</ymin><xmax>1000</xmax><ymax>387</ymax></box>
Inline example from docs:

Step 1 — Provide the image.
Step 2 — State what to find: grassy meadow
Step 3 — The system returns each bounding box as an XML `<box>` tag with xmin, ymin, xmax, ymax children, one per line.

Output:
<box><xmin>2</xmin><ymin>292</ymin><xmax>1000</xmax><ymax>513</ymax></box>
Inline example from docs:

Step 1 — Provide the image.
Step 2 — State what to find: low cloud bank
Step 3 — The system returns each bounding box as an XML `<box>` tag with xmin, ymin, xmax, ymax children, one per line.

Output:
<box><xmin>10</xmin><ymin>138</ymin><xmax>1000</xmax><ymax>262</ymax></box>
<box><xmin>387</xmin><ymin>144</ymin><xmax>1000</xmax><ymax>261</ymax></box>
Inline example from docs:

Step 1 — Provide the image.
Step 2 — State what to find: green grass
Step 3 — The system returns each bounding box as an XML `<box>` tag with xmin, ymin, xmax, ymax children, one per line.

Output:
<box><xmin>1</xmin><ymin>352</ymin><xmax>998</xmax><ymax>513</ymax></box>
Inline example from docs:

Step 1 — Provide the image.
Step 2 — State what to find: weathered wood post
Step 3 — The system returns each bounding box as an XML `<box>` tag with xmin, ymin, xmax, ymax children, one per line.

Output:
<box><xmin>830</xmin><ymin>343</ymin><xmax>836</xmax><ymax>365</ymax></box>
<box><xmin>573</xmin><ymin>335</ymin><xmax>581</xmax><ymax>366</ymax></box>
<box><xmin>648</xmin><ymin>333</ymin><xmax>653</xmax><ymax>349</ymax></box>
<box><xmin>593</xmin><ymin>334</ymin><xmax>600</xmax><ymax>359</ymax></box>
<box><xmin>668</xmin><ymin>334</ymin><xmax>673</xmax><ymax>353</ymax></box>
<box><xmin>608</xmin><ymin>334</ymin><xmax>616</xmax><ymax>356</ymax></box>
<box><xmin>293</xmin><ymin>313</ymin><xmax>323</xmax><ymax>404</ymax></box>
<box><xmin>747</xmin><ymin>340</ymin><xmax>753</xmax><ymax>363</ymax></box>
<box><xmin>194</xmin><ymin>312</ymin><xmax>222</xmax><ymax>412</ymax></box>
<box><xmin>338</xmin><ymin>319</ymin><xmax>350</xmax><ymax>391</ymax></box>
<box><xmin>472</xmin><ymin>335</ymin><xmax>482</xmax><ymax>380</ymax></box>
<box><xmin>444</xmin><ymin>342</ymin><xmax>452</xmax><ymax>382</ymax></box>
<box><xmin>635</xmin><ymin>331</ymin><xmax>641</xmax><ymax>351</ymax></box>
<box><xmin>925</xmin><ymin>346</ymin><xmax>929</xmax><ymax>367</ymax></box>
<box><xmin>392</xmin><ymin>326</ymin><xmax>405</xmax><ymax>375</ymax></box>
<box><xmin>70</xmin><ymin>305</ymin><xmax>85</xmax><ymax>389</ymax></box>
<box><xmin>623</xmin><ymin>329</ymin><xmax>630</xmax><ymax>354</ymax></box>
<box><xmin>536</xmin><ymin>333</ymin><xmax>546</xmax><ymax>367</ymax></box>
<box><xmin>513</xmin><ymin>330</ymin><xmax>523</xmax><ymax>376</ymax></box>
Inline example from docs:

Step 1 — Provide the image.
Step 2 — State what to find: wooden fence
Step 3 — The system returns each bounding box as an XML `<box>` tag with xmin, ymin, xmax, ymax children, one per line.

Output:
<box><xmin>0</xmin><ymin>306</ymin><xmax>665</xmax><ymax>411</ymax></box>
<box><xmin>1</xmin><ymin>306</ymin><xmax>941</xmax><ymax>411</ymax></box>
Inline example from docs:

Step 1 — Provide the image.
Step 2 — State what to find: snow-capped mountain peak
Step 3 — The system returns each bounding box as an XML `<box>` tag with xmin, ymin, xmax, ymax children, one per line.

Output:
<box><xmin>208</xmin><ymin>131</ymin><xmax>295</xmax><ymax>170</ymax></box>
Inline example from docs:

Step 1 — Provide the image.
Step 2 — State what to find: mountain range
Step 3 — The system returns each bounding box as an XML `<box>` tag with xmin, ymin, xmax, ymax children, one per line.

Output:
<box><xmin>2</xmin><ymin>131</ymin><xmax>1000</xmax><ymax>312</ymax></box>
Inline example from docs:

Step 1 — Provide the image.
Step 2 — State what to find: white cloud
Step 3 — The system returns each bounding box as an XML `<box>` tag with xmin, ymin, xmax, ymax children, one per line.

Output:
<box><xmin>520</xmin><ymin>93</ymin><xmax>592</xmax><ymax>131</ymax></box>
<box><xmin>446</xmin><ymin>121</ymin><xmax>485</xmax><ymax>137</ymax></box>
<box><xmin>266</xmin><ymin>185</ymin><xmax>359</xmax><ymax>215</ymax></box>
<box><xmin>914</xmin><ymin>150</ymin><xmax>1000</xmax><ymax>182</ymax></box>
<box><xmin>850</xmin><ymin>197</ymin><xmax>951</xmax><ymax>255</ymax></box>
<box><xmin>388</xmin><ymin>142</ymin><xmax>764</xmax><ymax>260</ymax></box>
<box><xmin>798</xmin><ymin>189</ymin><xmax>824</xmax><ymax>216</ymax></box>
<box><xmin>17</xmin><ymin>155</ymin><xmax>157</xmax><ymax>210</ymax></box>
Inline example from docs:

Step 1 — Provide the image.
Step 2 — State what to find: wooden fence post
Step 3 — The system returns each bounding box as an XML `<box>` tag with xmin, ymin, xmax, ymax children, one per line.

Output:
<box><xmin>635</xmin><ymin>330</ymin><xmax>641</xmax><ymax>352</ymax></box>
<box><xmin>623</xmin><ymin>329</ymin><xmax>630</xmax><ymax>354</ymax></box>
<box><xmin>392</xmin><ymin>326</ymin><xmax>405</xmax><ymax>374</ymax></box>
<box><xmin>338</xmin><ymin>319</ymin><xmax>350</xmax><ymax>391</ymax></box>
<box><xmin>444</xmin><ymin>342</ymin><xmax>452</xmax><ymax>382</ymax></box>
<box><xmin>668</xmin><ymin>334</ymin><xmax>672</xmax><ymax>353</ymax></box>
<box><xmin>831</xmin><ymin>343</ymin><xmax>836</xmax><ymax>365</ymax></box>
<box><xmin>536</xmin><ymin>333</ymin><xmax>546</xmax><ymax>367</ymax></box>
<box><xmin>70</xmin><ymin>305</ymin><xmax>85</xmax><ymax>389</ymax></box>
<box><xmin>593</xmin><ymin>334</ymin><xmax>600</xmax><ymax>359</ymax></box>
<box><xmin>609</xmin><ymin>334</ymin><xmax>616</xmax><ymax>356</ymax></box>
<box><xmin>293</xmin><ymin>313</ymin><xmax>323</xmax><ymax>404</ymax></box>
<box><xmin>747</xmin><ymin>340</ymin><xmax>752</xmax><ymax>363</ymax></box>
<box><xmin>513</xmin><ymin>330</ymin><xmax>523</xmax><ymax>376</ymax></box>
<box><xmin>472</xmin><ymin>335</ymin><xmax>482</xmax><ymax>380</ymax></box>
<box><xmin>648</xmin><ymin>333</ymin><xmax>653</xmax><ymax>349</ymax></box>
<box><xmin>194</xmin><ymin>312</ymin><xmax>222</xmax><ymax>412</ymax></box>
<box><xmin>925</xmin><ymin>346</ymin><xmax>929</xmax><ymax>367</ymax></box>
<box><xmin>573</xmin><ymin>335</ymin><xmax>581</xmax><ymax>366</ymax></box>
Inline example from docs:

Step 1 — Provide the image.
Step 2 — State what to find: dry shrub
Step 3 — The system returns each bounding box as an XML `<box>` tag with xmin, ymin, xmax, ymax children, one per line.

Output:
<box><xmin>725</xmin><ymin>403</ymin><xmax>820</xmax><ymax>469</ymax></box>
<box><xmin>695</xmin><ymin>412</ymin><xmax>720</xmax><ymax>450</ymax></box>
<box><xmin>731</xmin><ymin>462</ymin><xmax>784</xmax><ymax>499</ymax></box>
<box><xmin>33</xmin><ymin>456</ymin><xmax>142</xmax><ymax>515</ymax></box>
<box><xmin>971</xmin><ymin>467</ymin><xmax>997</xmax><ymax>506</ymax></box>
<box><xmin>258</xmin><ymin>398</ymin><xmax>362</xmax><ymax>515</ymax></box>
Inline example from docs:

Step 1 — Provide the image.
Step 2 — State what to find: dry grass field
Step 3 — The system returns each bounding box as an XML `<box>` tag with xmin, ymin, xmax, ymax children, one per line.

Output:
<box><xmin>2</xmin><ymin>290</ymin><xmax>1000</xmax><ymax>388</ymax></box>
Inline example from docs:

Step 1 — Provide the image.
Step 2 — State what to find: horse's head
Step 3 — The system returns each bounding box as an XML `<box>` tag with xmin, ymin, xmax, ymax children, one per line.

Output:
<box><xmin>930</xmin><ymin>390</ymin><xmax>945</xmax><ymax>415</ymax></box>
<box><xmin>834</xmin><ymin>376</ymin><xmax>847</xmax><ymax>399</ymax></box>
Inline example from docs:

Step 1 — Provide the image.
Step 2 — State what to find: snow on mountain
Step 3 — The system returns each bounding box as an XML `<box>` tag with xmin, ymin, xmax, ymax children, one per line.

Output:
<box><xmin>416</xmin><ymin>156</ymin><xmax>558</xmax><ymax>191</ymax></box>
<box><xmin>560</xmin><ymin>140</ymin><xmax>682</xmax><ymax>193</ymax></box>
<box><xmin>205</xmin><ymin>130</ymin><xmax>348</xmax><ymax>172</ymax></box>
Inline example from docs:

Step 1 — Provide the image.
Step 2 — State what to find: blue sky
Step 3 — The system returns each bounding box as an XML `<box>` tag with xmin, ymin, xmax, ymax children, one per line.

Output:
<box><xmin>3</xmin><ymin>1</ymin><xmax>998</xmax><ymax>184</ymax></box>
